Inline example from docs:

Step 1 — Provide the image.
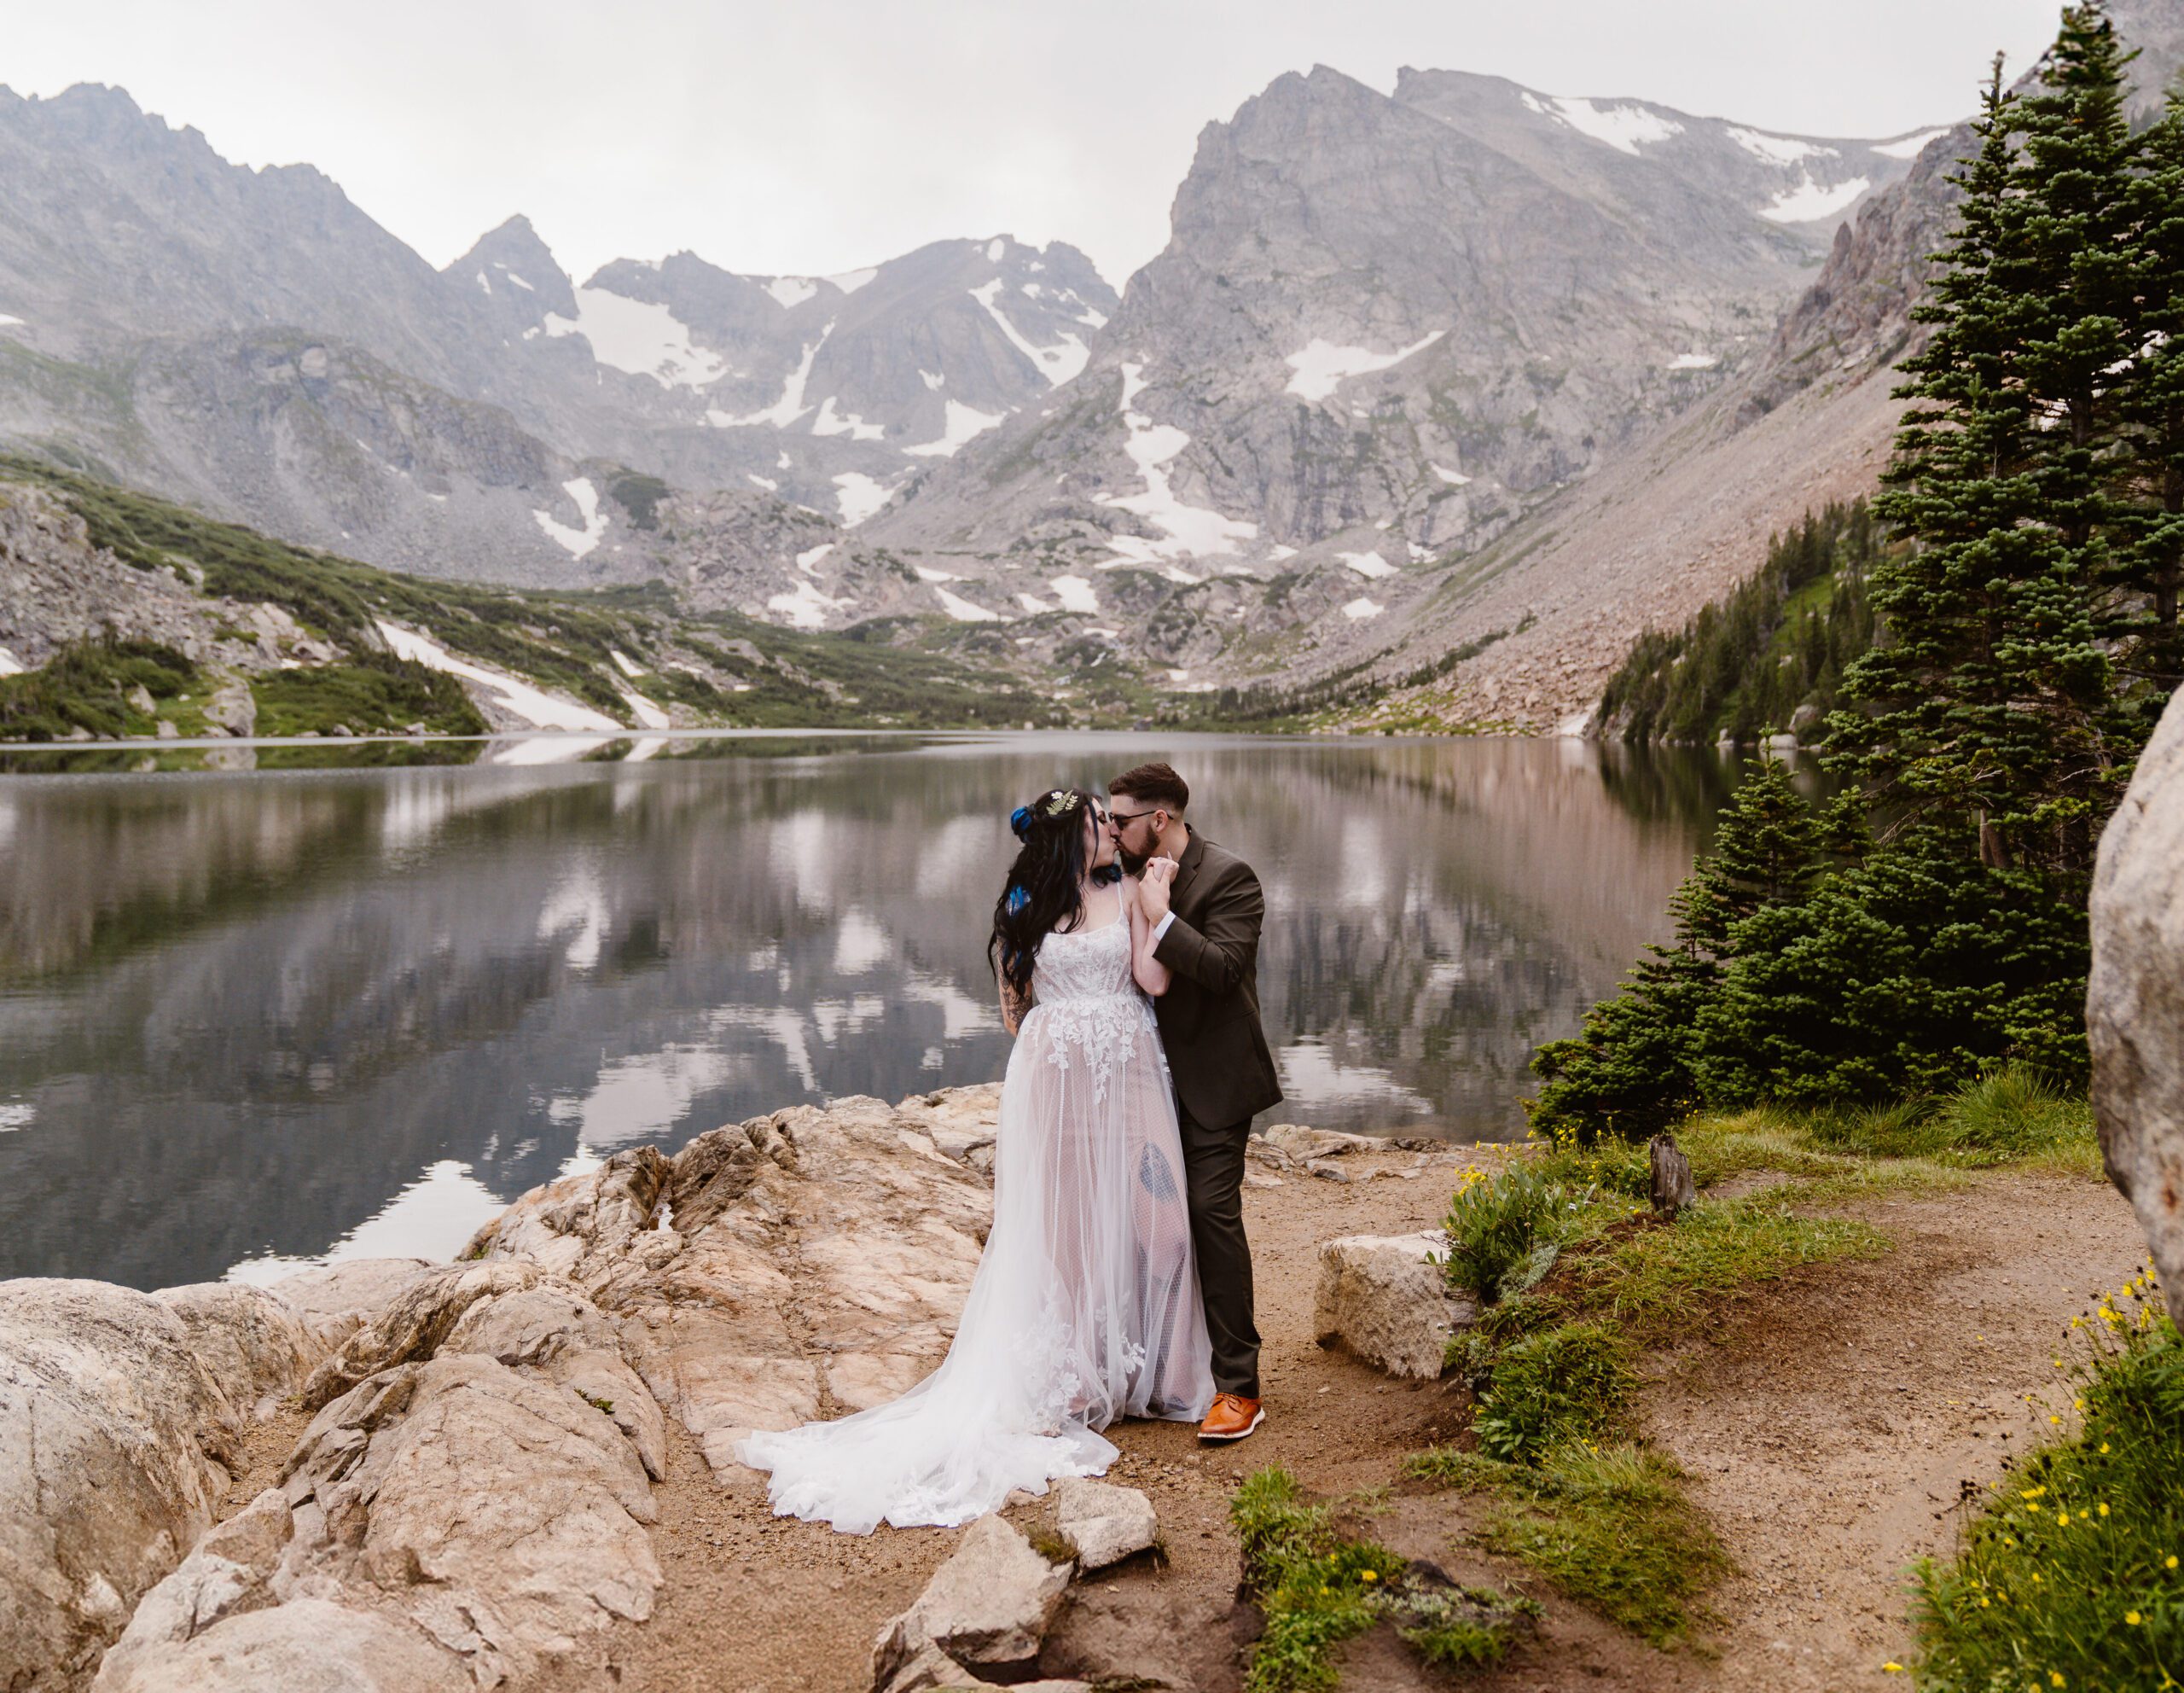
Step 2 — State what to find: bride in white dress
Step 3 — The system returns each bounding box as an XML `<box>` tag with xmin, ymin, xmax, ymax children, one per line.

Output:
<box><xmin>739</xmin><ymin>786</ymin><xmax>1216</xmax><ymax>1533</ymax></box>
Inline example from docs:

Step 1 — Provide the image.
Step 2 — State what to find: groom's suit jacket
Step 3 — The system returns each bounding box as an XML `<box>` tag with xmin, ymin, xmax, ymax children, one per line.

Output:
<box><xmin>1151</xmin><ymin>829</ymin><xmax>1284</xmax><ymax>1128</ymax></box>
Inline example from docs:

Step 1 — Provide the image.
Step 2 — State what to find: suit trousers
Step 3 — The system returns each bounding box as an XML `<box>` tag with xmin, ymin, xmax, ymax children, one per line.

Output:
<box><xmin>1176</xmin><ymin>1098</ymin><xmax>1261</xmax><ymax>1399</ymax></box>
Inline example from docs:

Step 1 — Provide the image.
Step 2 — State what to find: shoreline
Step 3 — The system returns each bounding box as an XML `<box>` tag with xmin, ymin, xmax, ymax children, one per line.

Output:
<box><xmin>0</xmin><ymin>1082</ymin><xmax>2149</xmax><ymax>1691</ymax></box>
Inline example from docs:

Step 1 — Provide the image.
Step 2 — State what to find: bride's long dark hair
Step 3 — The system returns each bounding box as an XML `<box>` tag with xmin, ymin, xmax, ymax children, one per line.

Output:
<box><xmin>989</xmin><ymin>786</ymin><xmax>1120</xmax><ymax>998</ymax></box>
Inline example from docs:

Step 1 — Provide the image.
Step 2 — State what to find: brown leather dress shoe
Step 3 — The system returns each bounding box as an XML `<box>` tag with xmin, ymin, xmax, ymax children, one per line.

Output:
<box><xmin>1198</xmin><ymin>1393</ymin><xmax>1264</xmax><ymax>1441</ymax></box>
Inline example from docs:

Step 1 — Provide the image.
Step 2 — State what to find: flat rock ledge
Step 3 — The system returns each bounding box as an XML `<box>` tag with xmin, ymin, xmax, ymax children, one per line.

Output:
<box><xmin>1313</xmin><ymin>1230</ymin><xmax>1476</xmax><ymax>1379</ymax></box>
<box><xmin>2</xmin><ymin>1085</ymin><xmax>1007</xmax><ymax>1691</ymax></box>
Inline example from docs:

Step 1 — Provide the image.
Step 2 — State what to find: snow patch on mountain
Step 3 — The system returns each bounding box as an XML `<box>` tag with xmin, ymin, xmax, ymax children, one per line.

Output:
<box><xmin>543</xmin><ymin>288</ymin><xmax>727</xmax><ymax>388</ymax></box>
<box><xmin>1050</xmin><ymin>574</ymin><xmax>1099</xmax><ymax>613</ymax></box>
<box><xmin>903</xmin><ymin>399</ymin><xmax>1007</xmax><ymax>457</ymax></box>
<box><xmin>969</xmin><ymin>280</ymin><xmax>1090</xmax><ymax>386</ymax></box>
<box><xmin>531</xmin><ymin>477</ymin><xmax>608</xmax><ymax>558</ymax></box>
<box><xmin>620</xmin><ymin>688</ymin><xmax>671</xmax><ymax>729</ymax></box>
<box><xmin>1760</xmin><ymin>175</ymin><xmax>1870</xmax><ymax>223</ymax></box>
<box><xmin>834</xmin><ymin>471</ymin><xmax>893</xmax><ymax>526</ymax></box>
<box><xmin>1873</xmin><ymin>128</ymin><xmax>1949</xmax><ymax>160</ymax></box>
<box><xmin>827</xmin><ymin>266</ymin><xmax>880</xmax><ymax>295</ymax></box>
<box><xmin>1724</xmin><ymin>127</ymin><xmax>1836</xmax><ymax>167</ymax></box>
<box><xmin>811</xmin><ymin>396</ymin><xmax>886</xmax><ymax>440</ymax></box>
<box><xmin>1522</xmin><ymin>92</ymin><xmax>1683</xmax><ymax>154</ymax></box>
<box><xmin>375</xmin><ymin>620</ymin><xmax>622</xmax><ymax>731</ymax></box>
<box><xmin>935</xmin><ymin>585</ymin><xmax>1002</xmax><ymax>622</ymax></box>
<box><xmin>1284</xmin><ymin>331</ymin><xmax>1446</xmax><ymax>402</ymax></box>
<box><xmin>712</xmin><ymin>329</ymin><xmax>830</xmax><ymax>428</ymax></box>
<box><xmin>768</xmin><ymin>577</ymin><xmax>856</xmax><ymax>629</ymax></box>
<box><xmin>1430</xmin><ymin>464</ymin><xmax>1471</xmax><ymax>486</ymax></box>
<box><xmin>1339</xmin><ymin>550</ymin><xmax>1395</xmax><ymax>579</ymax></box>
<box><xmin>1097</xmin><ymin>363</ymin><xmax>1259</xmax><ymax>561</ymax></box>
<box><xmin>1341</xmin><ymin>597</ymin><xmax>1385</xmax><ymax>621</ymax></box>
<box><xmin>1666</xmin><ymin>352</ymin><xmax>1719</xmax><ymax>369</ymax></box>
<box><xmin>985</xmin><ymin>238</ymin><xmax>1006</xmax><ymax>263</ymax></box>
<box><xmin>765</xmin><ymin>276</ymin><xmax>819</xmax><ymax>309</ymax></box>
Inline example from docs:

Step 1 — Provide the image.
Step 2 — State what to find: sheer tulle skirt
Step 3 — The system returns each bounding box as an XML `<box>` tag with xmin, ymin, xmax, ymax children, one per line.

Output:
<box><xmin>738</xmin><ymin>992</ymin><xmax>1214</xmax><ymax>1533</ymax></box>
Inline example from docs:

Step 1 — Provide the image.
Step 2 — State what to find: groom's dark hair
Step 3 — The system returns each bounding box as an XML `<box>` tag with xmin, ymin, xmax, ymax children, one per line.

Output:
<box><xmin>1110</xmin><ymin>762</ymin><xmax>1189</xmax><ymax>813</ymax></box>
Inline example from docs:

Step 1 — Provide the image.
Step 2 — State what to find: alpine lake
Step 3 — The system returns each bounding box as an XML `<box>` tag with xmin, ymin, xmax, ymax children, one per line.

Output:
<box><xmin>0</xmin><ymin>730</ymin><xmax>1757</xmax><ymax>1287</ymax></box>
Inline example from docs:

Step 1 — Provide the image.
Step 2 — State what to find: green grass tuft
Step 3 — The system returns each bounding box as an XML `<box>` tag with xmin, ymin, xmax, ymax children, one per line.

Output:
<box><xmin>250</xmin><ymin>651</ymin><xmax>487</xmax><ymax>737</ymax></box>
<box><xmin>1231</xmin><ymin>1469</ymin><xmax>1536</xmax><ymax>1691</ymax></box>
<box><xmin>1408</xmin><ymin>1441</ymin><xmax>1729</xmax><ymax>1648</ymax></box>
<box><xmin>1912</xmin><ymin>1299</ymin><xmax>2181</xmax><ymax>1691</ymax></box>
<box><xmin>1472</xmin><ymin>1321</ymin><xmax>1631</xmax><ymax>1463</ymax></box>
<box><xmin>1583</xmin><ymin>1201</ymin><xmax>1891</xmax><ymax>1345</ymax></box>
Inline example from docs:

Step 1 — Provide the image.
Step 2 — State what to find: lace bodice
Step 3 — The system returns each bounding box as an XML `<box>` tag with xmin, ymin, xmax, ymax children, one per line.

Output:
<box><xmin>1024</xmin><ymin>883</ymin><xmax>1162</xmax><ymax>1107</ymax></box>
<box><xmin>1030</xmin><ymin>883</ymin><xmax>1136</xmax><ymax>1003</ymax></box>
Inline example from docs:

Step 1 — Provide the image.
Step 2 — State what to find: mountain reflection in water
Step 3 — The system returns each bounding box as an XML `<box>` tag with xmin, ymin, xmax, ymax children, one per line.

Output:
<box><xmin>0</xmin><ymin>733</ymin><xmax>1745</xmax><ymax>1288</ymax></box>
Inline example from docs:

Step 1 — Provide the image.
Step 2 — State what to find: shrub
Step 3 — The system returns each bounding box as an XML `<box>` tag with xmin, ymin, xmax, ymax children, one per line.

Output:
<box><xmin>0</xmin><ymin>635</ymin><xmax>198</xmax><ymax>740</ymax></box>
<box><xmin>250</xmin><ymin>650</ymin><xmax>486</xmax><ymax>737</ymax></box>
<box><xmin>1442</xmin><ymin>1166</ymin><xmax>1583</xmax><ymax>1306</ymax></box>
<box><xmin>1472</xmin><ymin>1322</ymin><xmax>1631</xmax><ymax>1463</ymax></box>
<box><xmin>1912</xmin><ymin>1294</ymin><xmax>2181</xmax><ymax>1691</ymax></box>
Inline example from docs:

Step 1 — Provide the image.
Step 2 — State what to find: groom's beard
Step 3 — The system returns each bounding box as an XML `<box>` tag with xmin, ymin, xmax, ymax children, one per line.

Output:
<box><xmin>1117</xmin><ymin>845</ymin><xmax>1150</xmax><ymax>877</ymax></box>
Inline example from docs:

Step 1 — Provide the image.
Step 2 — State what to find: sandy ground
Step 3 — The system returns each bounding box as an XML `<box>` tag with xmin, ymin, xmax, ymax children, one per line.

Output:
<box><xmin>226</xmin><ymin>1146</ymin><xmax>2146</xmax><ymax>1693</ymax></box>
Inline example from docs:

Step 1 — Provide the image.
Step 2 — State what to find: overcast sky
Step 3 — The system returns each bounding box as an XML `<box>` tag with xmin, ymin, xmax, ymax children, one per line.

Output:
<box><xmin>12</xmin><ymin>0</ymin><xmax>2068</xmax><ymax>288</ymax></box>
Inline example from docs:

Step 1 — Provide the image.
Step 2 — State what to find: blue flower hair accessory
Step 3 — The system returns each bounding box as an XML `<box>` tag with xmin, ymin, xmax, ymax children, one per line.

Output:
<box><xmin>1005</xmin><ymin>885</ymin><xmax>1031</xmax><ymax>912</ymax></box>
<box><xmin>1009</xmin><ymin>805</ymin><xmax>1033</xmax><ymax>841</ymax></box>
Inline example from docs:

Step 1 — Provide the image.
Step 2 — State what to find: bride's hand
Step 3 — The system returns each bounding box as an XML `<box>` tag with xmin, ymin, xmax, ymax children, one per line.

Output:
<box><xmin>1139</xmin><ymin>855</ymin><xmax>1178</xmax><ymax>922</ymax></box>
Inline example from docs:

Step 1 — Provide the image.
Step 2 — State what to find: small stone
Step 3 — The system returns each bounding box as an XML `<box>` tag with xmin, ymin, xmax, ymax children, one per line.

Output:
<box><xmin>872</xmin><ymin>1515</ymin><xmax>1071</xmax><ymax>1685</ymax></box>
<box><xmin>154</xmin><ymin>719</ymin><xmax>179</xmax><ymax>739</ymax></box>
<box><xmin>1054</xmin><ymin>1476</ymin><xmax>1158</xmax><ymax>1571</ymax></box>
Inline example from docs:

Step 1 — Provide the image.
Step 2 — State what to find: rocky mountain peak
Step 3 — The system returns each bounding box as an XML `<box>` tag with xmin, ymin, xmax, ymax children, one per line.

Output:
<box><xmin>446</xmin><ymin>215</ymin><xmax>577</xmax><ymax>321</ymax></box>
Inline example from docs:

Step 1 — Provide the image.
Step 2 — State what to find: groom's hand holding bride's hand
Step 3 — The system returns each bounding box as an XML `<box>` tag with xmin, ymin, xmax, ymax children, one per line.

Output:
<box><xmin>1139</xmin><ymin>855</ymin><xmax>1179</xmax><ymax>922</ymax></box>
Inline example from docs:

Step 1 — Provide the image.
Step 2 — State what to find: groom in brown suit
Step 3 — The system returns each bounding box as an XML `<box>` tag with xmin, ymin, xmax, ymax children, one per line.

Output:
<box><xmin>1108</xmin><ymin>761</ymin><xmax>1283</xmax><ymax>1441</ymax></box>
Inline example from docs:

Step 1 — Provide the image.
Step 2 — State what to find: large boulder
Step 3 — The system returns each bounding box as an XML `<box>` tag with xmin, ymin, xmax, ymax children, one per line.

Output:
<box><xmin>106</xmin><ymin>1353</ymin><xmax>663</xmax><ymax>1690</ymax></box>
<box><xmin>268</xmin><ymin>1260</ymin><xmax>438</xmax><ymax>1324</ymax></box>
<box><xmin>0</xmin><ymin>1280</ymin><xmax>323</xmax><ymax>1690</ymax></box>
<box><xmin>298</xmin><ymin>1259</ymin><xmax>544</xmax><ymax>1411</ymax></box>
<box><xmin>1313</xmin><ymin>1232</ymin><xmax>1473</xmax><ymax>1379</ymax></box>
<box><xmin>472</xmin><ymin>1095</ymin><xmax>997</xmax><ymax>1479</ymax></box>
<box><xmin>2090</xmin><ymin>684</ymin><xmax>2184</xmax><ymax>1330</ymax></box>
<box><xmin>871</xmin><ymin>1515</ymin><xmax>1071</xmax><ymax>1686</ymax></box>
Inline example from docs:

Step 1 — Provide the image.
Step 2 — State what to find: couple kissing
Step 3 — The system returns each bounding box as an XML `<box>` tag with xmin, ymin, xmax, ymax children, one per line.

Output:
<box><xmin>741</xmin><ymin>761</ymin><xmax>1282</xmax><ymax>1534</ymax></box>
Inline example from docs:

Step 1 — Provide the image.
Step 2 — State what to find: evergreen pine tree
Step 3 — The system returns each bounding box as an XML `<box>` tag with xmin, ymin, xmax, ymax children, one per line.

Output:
<box><xmin>2118</xmin><ymin>82</ymin><xmax>2184</xmax><ymax>709</ymax></box>
<box><xmin>1527</xmin><ymin>758</ymin><xmax>1822</xmax><ymax>1141</ymax></box>
<box><xmin>1833</xmin><ymin>44</ymin><xmax>2117</xmax><ymax>876</ymax></box>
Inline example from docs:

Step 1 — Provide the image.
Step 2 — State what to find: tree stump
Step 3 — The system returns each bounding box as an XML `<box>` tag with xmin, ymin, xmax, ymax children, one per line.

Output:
<box><xmin>1649</xmin><ymin>1132</ymin><xmax>1696</xmax><ymax>1217</ymax></box>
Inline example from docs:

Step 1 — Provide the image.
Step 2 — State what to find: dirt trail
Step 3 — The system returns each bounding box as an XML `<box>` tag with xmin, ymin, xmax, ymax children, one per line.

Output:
<box><xmin>518</xmin><ymin>1149</ymin><xmax>2144</xmax><ymax>1693</ymax></box>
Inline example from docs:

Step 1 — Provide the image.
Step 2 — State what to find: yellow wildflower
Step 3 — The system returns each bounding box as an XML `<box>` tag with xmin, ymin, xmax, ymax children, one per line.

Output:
<box><xmin>2128</xmin><ymin>1611</ymin><xmax>2143</xmax><ymax>1626</ymax></box>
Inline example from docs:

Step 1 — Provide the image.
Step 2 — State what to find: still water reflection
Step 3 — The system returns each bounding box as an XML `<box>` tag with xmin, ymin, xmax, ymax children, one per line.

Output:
<box><xmin>0</xmin><ymin>733</ymin><xmax>1741</xmax><ymax>1288</ymax></box>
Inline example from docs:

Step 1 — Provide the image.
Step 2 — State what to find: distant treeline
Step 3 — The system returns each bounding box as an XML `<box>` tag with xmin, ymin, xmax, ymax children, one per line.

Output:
<box><xmin>1598</xmin><ymin>500</ymin><xmax>1879</xmax><ymax>745</ymax></box>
